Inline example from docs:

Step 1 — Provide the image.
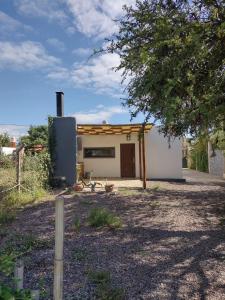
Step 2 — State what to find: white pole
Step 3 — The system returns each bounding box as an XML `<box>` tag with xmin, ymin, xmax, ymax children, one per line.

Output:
<box><xmin>53</xmin><ymin>196</ymin><xmax>64</xmax><ymax>300</ymax></box>
<box><xmin>14</xmin><ymin>260</ymin><xmax>24</xmax><ymax>290</ymax></box>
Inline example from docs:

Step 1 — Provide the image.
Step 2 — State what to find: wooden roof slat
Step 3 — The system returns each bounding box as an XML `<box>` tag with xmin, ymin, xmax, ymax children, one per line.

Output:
<box><xmin>77</xmin><ymin>123</ymin><xmax>153</xmax><ymax>135</ymax></box>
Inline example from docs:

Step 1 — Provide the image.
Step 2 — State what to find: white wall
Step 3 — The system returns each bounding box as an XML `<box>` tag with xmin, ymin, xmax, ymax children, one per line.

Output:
<box><xmin>145</xmin><ymin>127</ymin><xmax>182</xmax><ymax>179</ymax></box>
<box><xmin>77</xmin><ymin>134</ymin><xmax>140</xmax><ymax>178</ymax></box>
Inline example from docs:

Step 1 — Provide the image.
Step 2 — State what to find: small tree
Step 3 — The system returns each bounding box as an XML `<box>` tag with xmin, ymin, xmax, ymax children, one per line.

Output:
<box><xmin>0</xmin><ymin>133</ymin><xmax>10</xmax><ymax>147</ymax></box>
<box><xmin>20</xmin><ymin>125</ymin><xmax>48</xmax><ymax>148</ymax></box>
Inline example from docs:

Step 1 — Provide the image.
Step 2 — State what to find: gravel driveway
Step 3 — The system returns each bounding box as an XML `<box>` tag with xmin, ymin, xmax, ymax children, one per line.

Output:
<box><xmin>1</xmin><ymin>170</ymin><xmax>225</xmax><ymax>299</ymax></box>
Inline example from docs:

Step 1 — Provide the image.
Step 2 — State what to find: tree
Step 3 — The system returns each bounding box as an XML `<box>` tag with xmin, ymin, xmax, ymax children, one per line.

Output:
<box><xmin>20</xmin><ymin>125</ymin><xmax>48</xmax><ymax>148</ymax></box>
<box><xmin>105</xmin><ymin>0</ymin><xmax>225</xmax><ymax>137</ymax></box>
<box><xmin>0</xmin><ymin>133</ymin><xmax>10</xmax><ymax>147</ymax></box>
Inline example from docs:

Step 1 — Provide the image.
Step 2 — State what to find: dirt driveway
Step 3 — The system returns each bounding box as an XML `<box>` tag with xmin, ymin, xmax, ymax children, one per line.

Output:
<box><xmin>1</xmin><ymin>170</ymin><xmax>225</xmax><ymax>299</ymax></box>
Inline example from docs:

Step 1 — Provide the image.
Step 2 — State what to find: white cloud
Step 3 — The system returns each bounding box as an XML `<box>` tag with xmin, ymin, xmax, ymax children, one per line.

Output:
<box><xmin>0</xmin><ymin>41</ymin><xmax>60</xmax><ymax>70</ymax></box>
<box><xmin>0</xmin><ymin>11</ymin><xmax>32</xmax><ymax>36</ymax></box>
<box><xmin>72</xmin><ymin>48</ymin><xmax>92</xmax><ymax>57</ymax></box>
<box><xmin>72</xmin><ymin>105</ymin><xmax>126</xmax><ymax>124</ymax></box>
<box><xmin>0</xmin><ymin>125</ymin><xmax>29</xmax><ymax>139</ymax></box>
<box><xmin>66</xmin><ymin>0</ymin><xmax>136</xmax><ymax>39</ymax></box>
<box><xmin>70</xmin><ymin>53</ymin><xmax>124</xmax><ymax>97</ymax></box>
<box><xmin>15</xmin><ymin>0</ymin><xmax>136</xmax><ymax>39</ymax></box>
<box><xmin>46</xmin><ymin>52</ymin><xmax>125</xmax><ymax>97</ymax></box>
<box><xmin>47</xmin><ymin>38</ymin><xmax>66</xmax><ymax>52</ymax></box>
<box><xmin>15</xmin><ymin>0</ymin><xmax>68</xmax><ymax>25</ymax></box>
<box><xmin>47</xmin><ymin>66</ymin><xmax>69</xmax><ymax>80</ymax></box>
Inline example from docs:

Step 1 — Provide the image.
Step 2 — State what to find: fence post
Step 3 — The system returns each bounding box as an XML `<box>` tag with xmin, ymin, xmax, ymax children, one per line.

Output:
<box><xmin>16</xmin><ymin>145</ymin><xmax>25</xmax><ymax>193</ymax></box>
<box><xmin>53</xmin><ymin>196</ymin><xmax>64</xmax><ymax>300</ymax></box>
<box><xmin>14</xmin><ymin>260</ymin><xmax>24</xmax><ymax>290</ymax></box>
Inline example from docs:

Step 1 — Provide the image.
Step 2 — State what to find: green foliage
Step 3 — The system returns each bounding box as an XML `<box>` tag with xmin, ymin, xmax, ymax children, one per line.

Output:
<box><xmin>95</xmin><ymin>284</ymin><xmax>125</xmax><ymax>300</ymax></box>
<box><xmin>88</xmin><ymin>270</ymin><xmax>125</xmax><ymax>300</ymax></box>
<box><xmin>20</xmin><ymin>125</ymin><xmax>48</xmax><ymax>148</ymax></box>
<box><xmin>0</xmin><ymin>154</ymin><xmax>15</xmax><ymax>169</ymax></box>
<box><xmin>189</xmin><ymin>137</ymin><xmax>208</xmax><ymax>172</ymax></box>
<box><xmin>0</xmin><ymin>209</ymin><xmax>15</xmax><ymax>225</ymax></box>
<box><xmin>0</xmin><ymin>133</ymin><xmax>10</xmax><ymax>147</ymax></box>
<box><xmin>72</xmin><ymin>248</ymin><xmax>88</xmax><ymax>261</ymax></box>
<box><xmin>0</xmin><ymin>254</ymin><xmax>14</xmax><ymax>276</ymax></box>
<box><xmin>210</xmin><ymin>130</ymin><xmax>225</xmax><ymax>150</ymax></box>
<box><xmin>104</xmin><ymin>0</ymin><xmax>225</xmax><ymax>137</ymax></box>
<box><xmin>88</xmin><ymin>208</ymin><xmax>122</xmax><ymax>229</ymax></box>
<box><xmin>72</xmin><ymin>217</ymin><xmax>81</xmax><ymax>232</ymax></box>
<box><xmin>0</xmin><ymin>284</ymin><xmax>32</xmax><ymax>300</ymax></box>
<box><xmin>88</xmin><ymin>270</ymin><xmax>111</xmax><ymax>285</ymax></box>
<box><xmin>23</xmin><ymin>152</ymin><xmax>51</xmax><ymax>189</ymax></box>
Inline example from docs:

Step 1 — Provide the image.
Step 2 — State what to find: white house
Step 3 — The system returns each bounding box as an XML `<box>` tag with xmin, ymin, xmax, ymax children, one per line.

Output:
<box><xmin>76</xmin><ymin>123</ymin><xmax>182</xmax><ymax>180</ymax></box>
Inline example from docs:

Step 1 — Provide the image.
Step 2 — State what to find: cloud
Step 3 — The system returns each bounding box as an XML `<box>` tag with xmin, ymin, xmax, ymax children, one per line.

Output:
<box><xmin>0</xmin><ymin>11</ymin><xmax>32</xmax><ymax>36</ymax></box>
<box><xmin>72</xmin><ymin>105</ymin><xmax>126</xmax><ymax>124</ymax></box>
<box><xmin>47</xmin><ymin>51</ymin><xmax>125</xmax><ymax>97</ymax></box>
<box><xmin>66</xmin><ymin>0</ymin><xmax>136</xmax><ymax>39</ymax></box>
<box><xmin>47</xmin><ymin>66</ymin><xmax>69</xmax><ymax>80</ymax></box>
<box><xmin>15</xmin><ymin>0</ymin><xmax>68</xmax><ymax>25</ymax></box>
<box><xmin>72</xmin><ymin>48</ymin><xmax>92</xmax><ymax>57</ymax></box>
<box><xmin>70</xmin><ymin>53</ymin><xmax>124</xmax><ymax>97</ymax></box>
<box><xmin>47</xmin><ymin>38</ymin><xmax>66</xmax><ymax>52</ymax></box>
<box><xmin>0</xmin><ymin>41</ymin><xmax>60</xmax><ymax>70</ymax></box>
<box><xmin>15</xmin><ymin>0</ymin><xmax>136</xmax><ymax>39</ymax></box>
<box><xmin>0</xmin><ymin>125</ymin><xmax>29</xmax><ymax>139</ymax></box>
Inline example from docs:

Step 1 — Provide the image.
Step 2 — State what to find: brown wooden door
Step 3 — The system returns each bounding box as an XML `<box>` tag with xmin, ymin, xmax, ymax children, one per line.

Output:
<box><xmin>120</xmin><ymin>144</ymin><xmax>135</xmax><ymax>178</ymax></box>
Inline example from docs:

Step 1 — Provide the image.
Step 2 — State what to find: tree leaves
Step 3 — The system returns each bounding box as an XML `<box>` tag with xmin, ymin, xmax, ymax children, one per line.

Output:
<box><xmin>106</xmin><ymin>0</ymin><xmax>225</xmax><ymax>137</ymax></box>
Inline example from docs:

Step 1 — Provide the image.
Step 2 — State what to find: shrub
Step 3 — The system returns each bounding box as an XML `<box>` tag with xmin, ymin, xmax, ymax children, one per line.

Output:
<box><xmin>0</xmin><ymin>154</ymin><xmax>15</xmax><ymax>169</ymax></box>
<box><xmin>72</xmin><ymin>217</ymin><xmax>81</xmax><ymax>232</ymax></box>
<box><xmin>88</xmin><ymin>270</ymin><xmax>110</xmax><ymax>285</ymax></box>
<box><xmin>88</xmin><ymin>208</ymin><xmax>122</xmax><ymax>229</ymax></box>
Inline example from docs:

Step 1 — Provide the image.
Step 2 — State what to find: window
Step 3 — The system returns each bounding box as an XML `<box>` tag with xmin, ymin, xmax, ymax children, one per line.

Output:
<box><xmin>84</xmin><ymin>147</ymin><xmax>115</xmax><ymax>158</ymax></box>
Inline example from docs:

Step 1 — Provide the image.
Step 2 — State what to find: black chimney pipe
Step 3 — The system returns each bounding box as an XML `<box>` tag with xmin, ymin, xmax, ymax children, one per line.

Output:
<box><xmin>56</xmin><ymin>91</ymin><xmax>64</xmax><ymax>117</ymax></box>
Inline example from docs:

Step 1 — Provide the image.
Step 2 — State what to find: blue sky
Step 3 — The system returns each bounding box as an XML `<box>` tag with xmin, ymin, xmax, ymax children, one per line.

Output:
<box><xmin>0</xmin><ymin>0</ymin><xmax>145</xmax><ymax>138</ymax></box>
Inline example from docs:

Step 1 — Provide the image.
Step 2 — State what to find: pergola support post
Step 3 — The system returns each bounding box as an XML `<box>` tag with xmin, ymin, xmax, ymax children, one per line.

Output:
<box><xmin>141</xmin><ymin>125</ymin><xmax>147</xmax><ymax>189</ymax></box>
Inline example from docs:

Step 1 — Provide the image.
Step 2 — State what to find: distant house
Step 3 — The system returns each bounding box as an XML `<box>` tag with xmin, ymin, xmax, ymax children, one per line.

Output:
<box><xmin>76</xmin><ymin>123</ymin><xmax>182</xmax><ymax>180</ymax></box>
<box><xmin>0</xmin><ymin>146</ymin><xmax>16</xmax><ymax>156</ymax></box>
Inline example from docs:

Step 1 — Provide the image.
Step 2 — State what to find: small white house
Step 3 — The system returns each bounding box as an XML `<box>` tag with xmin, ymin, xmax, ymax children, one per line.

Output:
<box><xmin>77</xmin><ymin>123</ymin><xmax>182</xmax><ymax>180</ymax></box>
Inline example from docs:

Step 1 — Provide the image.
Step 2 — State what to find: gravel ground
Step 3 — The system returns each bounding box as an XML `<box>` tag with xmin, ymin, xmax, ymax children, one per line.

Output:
<box><xmin>1</xmin><ymin>170</ymin><xmax>225</xmax><ymax>300</ymax></box>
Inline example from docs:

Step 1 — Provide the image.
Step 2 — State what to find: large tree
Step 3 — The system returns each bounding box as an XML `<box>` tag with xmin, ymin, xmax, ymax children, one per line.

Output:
<box><xmin>105</xmin><ymin>0</ymin><xmax>225</xmax><ymax>137</ymax></box>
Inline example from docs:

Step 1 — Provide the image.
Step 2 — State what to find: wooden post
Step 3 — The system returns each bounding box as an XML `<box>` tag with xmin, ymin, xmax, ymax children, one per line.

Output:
<box><xmin>142</xmin><ymin>126</ymin><xmax>147</xmax><ymax>189</ymax></box>
<box><xmin>53</xmin><ymin>196</ymin><xmax>64</xmax><ymax>300</ymax></box>
<box><xmin>14</xmin><ymin>260</ymin><xmax>24</xmax><ymax>290</ymax></box>
<box><xmin>16</xmin><ymin>145</ymin><xmax>24</xmax><ymax>193</ymax></box>
<box><xmin>139</xmin><ymin>134</ymin><xmax>142</xmax><ymax>179</ymax></box>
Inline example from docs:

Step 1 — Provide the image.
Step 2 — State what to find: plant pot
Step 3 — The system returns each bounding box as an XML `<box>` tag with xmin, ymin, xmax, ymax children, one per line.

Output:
<box><xmin>105</xmin><ymin>184</ymin><xmax>114</xmax><ymax>193</ymax></box>
<box><xmin>74</xmin><ymin>183</ymin><xmax>83</xmax><ymax>192</ymax></box>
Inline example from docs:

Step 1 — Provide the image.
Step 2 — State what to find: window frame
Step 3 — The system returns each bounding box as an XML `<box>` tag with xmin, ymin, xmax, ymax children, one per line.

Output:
<box><xmin>83</xmin><ymin>147</ymin><xmax>116</xmax><ymax>158</ymax></box>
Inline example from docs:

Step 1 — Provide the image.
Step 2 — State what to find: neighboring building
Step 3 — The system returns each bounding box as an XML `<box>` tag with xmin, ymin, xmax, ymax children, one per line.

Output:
<box><xmin>77</xmin><ymin>123</ymin><xmax>182</xmax><ymax>180</ymax></box>
<box><xmin>0</xmin><ymin>146</ymin><xmax>16</xmax><ymax>155</ymax></box>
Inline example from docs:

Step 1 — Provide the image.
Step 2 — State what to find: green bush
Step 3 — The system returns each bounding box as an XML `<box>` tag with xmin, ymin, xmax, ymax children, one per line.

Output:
<box><xmin>88</xmin><ymin>208</ymin><xmax>122</xmax><ymax>229</ymax></box>
<box><xmin>23</xmin><ymin>151</ymin><xmax>51</xmax><ymax>189</ymax></box>
<box><xmin>0</xmin><ymin>154</ymin><xmax>15</xmax><ymax>169</ymax></box>
<box><xmin>189</xmin><ymin>137</ymin><xmax>208</xmax><ymax>172</ymax></box>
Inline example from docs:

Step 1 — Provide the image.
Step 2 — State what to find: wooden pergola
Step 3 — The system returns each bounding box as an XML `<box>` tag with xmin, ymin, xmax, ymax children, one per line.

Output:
<box><xmin>77</xmin><ymin>123</ymin><xmax>153</xmax><ymax>189</ymax></box>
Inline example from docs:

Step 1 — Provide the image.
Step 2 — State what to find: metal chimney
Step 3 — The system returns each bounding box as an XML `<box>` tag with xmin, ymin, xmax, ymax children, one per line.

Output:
<box><xmin>56</xmin><ymin>91</ymin><xmax>64</xmax><ymax>117</ymax></box>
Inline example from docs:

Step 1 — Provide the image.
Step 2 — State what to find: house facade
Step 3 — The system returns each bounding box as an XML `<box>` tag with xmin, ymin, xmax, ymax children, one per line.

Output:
<box><xmin>77</xmin><ymin>123</ymin><xmax>182</xmax><ymax>180</ymax></box>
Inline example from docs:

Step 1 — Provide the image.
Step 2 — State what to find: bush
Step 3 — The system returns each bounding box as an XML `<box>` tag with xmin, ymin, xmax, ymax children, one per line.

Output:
<box><xmin>0</xmin><ymin>154</ymin><xmax>15</xmax><ymax>169</ymax></box>
<box><xmin>88</xmin><ymin>208</ymin><xmax>122</xmax><ymax>229</ymax></box>
<box><xmin>23</xmin><ymin>151</ymin><xmax>51</xmax><ymax>189</ymax></box>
